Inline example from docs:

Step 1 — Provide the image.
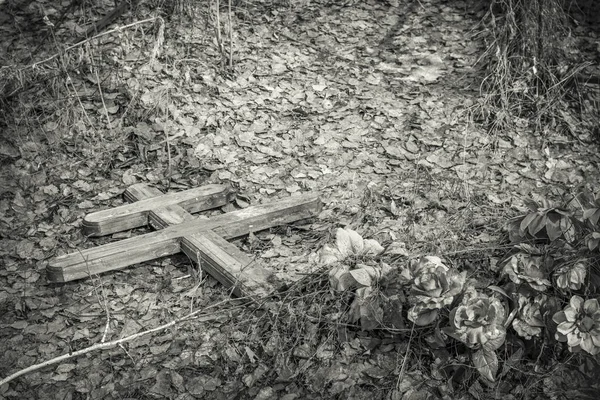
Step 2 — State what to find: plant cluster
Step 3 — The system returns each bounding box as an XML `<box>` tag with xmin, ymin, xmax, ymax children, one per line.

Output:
<box><xmin>322</xmin><ymin>191</ymin><xmax>600</xmax><ymax>382</ymax></box>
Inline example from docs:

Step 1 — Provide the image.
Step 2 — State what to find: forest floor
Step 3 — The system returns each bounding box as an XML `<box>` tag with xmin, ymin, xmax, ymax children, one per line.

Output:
<box><xmin>1</xmin><ymin>0</ymin><xmax>600</xmax><ymax>399</ymax></box>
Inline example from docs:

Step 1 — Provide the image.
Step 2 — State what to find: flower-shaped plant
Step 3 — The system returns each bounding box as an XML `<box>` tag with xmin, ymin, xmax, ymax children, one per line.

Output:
<box><xmin>442</xmin><ymin>287</ymin><xmax>507</xmax><ymax>382</ymax></box>
<box><xmin>502</xmin><ymin>250</ymin><xmax>552</xmax><ymax>291</ymax></box>
<box><xmin>405</xmin><ymin>257</ymin><xmax>466</xmax><ymax>326</ymax></box>
<box><xmin>324</xmin><ymin>228</ymin><xmax>385</xmax><ymax>291</ymax></box>
<box><xmin>553</xmin><ymin>296</ymin><xmax>600</xmax><ymax>355</ymax></box>
<box><xmin>443</xmin><ymin>288</ymin><xmax>508</xmax><ymax>382</ymax></box>
<box><xmin>330</xmin><ymin>263</ymin><xmax>392</xmax><ymax>292</ymax></box>
<box><xmin>444</xmin><ymin>288</ymin><xmax>507</xmax><ymax>350</ymax></box>
<box><xmin>512</xmin><ymin>293</ymin><xmax>546</xmax><ymax>340</ymax></box>
<box><xmin>399</xmin><ymin>256</ymin><xmax>446</xmax><ymax>284</ymax></box>
<box><xmin>321</xmin><ymin>228</ymin><xmax>384</xmax><ymax>266</ymax></box>
<box><xmin>323</xmin><ymin>229</ymin><xmax>389</xmax><ymax>330</ymax></box>
<box><xmin>554</xmin><ymin>262</ymin><xmax>587</xmax><ymax>291</ymax></box>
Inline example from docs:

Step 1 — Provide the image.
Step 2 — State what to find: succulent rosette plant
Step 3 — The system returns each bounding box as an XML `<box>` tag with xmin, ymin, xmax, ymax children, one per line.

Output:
<box><xmin>554</xmin><ymin>262</ymin><xmax>587</xmax><ymax>291</ymax></box>
<box><xmin>502</xmin><ymin>251</ymin><xmax>552</xmax><ymax>291</ymax></box>
<box><xmin>512</xmin><ymin>293</ymin><xmax>546</xmax><ymax>340</ymax></box>
<box><xmin>444</xmin><ymin>288</ymin><xmax>507</xmax><ymax>350</ymax></box>
<box><xmin>323</xmin><ymin>228</ymin><xmax>385</xmax><ymax>291</ymax></box>
<box><xmin>406</xmin><ymin>258</ymin><xmax>467</xmax><ymax>326</ymax></box>
<box><xmin>552</xmin><ymin>296</ymin><xmax>600</xmax><ymax>355</ymax></box>
<box><xmin>399</xmin><ymin>256</ymin><xmax>447</xmax><ymax>284</ymax></box>
<box><xmin>321</xmin><ymin>228</ymin><xmax>384</xmax><ymax>266</ymax></box>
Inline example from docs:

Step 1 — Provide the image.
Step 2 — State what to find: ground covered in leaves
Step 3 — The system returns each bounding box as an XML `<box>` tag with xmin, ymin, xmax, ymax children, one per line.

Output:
<box><xmin>1</xmin><ymin>0</ymin><xmax>600</xmax><ymax>399</ymax></box>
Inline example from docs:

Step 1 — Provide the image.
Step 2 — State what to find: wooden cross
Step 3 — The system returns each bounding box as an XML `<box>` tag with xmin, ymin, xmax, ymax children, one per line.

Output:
<box><xmin>47</xmin><ymin>184</ymin><xmax>322</xmax><ymax>299</ymax></box>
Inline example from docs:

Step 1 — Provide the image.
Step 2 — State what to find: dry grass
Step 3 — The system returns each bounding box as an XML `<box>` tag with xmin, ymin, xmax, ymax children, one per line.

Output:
<box><xmin>475</xmin><ymin>0</ymin><xmax>591</xmax><ymax>136</ymax></box>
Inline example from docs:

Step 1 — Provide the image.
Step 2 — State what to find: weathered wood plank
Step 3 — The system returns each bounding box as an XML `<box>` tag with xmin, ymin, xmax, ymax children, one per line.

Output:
<box><xmin>47</xmin><ymin>193</ymin><xmax>321</xmax><ymax>283</ymax></box>
<box><xmin>127</xmin><ymin>184</ymin><xmax>277</xmax><ymax>298</ymax></box>
<box><xmin>47</xmin><ymin>233</ymin><xmax>181</xmax><ymax>282</ymax></box>
<box><xmin>181</xmin><ymin>230</ymin><xmax>277</xmax><ymax>299</ymax></box>
<box><xmin>125</xmin><ymin>184</ymin><xmax>194</xmax><ymax>228</ymax></box>
<box><xmin>83</xmin><ymin>184</ymin><xmax>234</xmax><ymax>236</ymax></box>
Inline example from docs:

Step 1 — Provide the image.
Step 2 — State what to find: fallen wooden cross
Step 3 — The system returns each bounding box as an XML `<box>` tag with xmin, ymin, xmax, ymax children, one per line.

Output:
<box><xmin>47</xmin><ymin>183</ymin><xmax>322</xmax><ymax>299</ymax></box>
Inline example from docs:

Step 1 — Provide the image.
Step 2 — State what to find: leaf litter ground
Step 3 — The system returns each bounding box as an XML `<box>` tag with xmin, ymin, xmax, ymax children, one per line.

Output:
<box><xmin>1</xmin><ymin>0</ymin><xmax>600</xmax><ymax>399</ymax></box>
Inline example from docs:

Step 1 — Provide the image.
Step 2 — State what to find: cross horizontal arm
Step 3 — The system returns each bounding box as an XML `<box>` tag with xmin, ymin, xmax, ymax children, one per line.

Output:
<box><xmin>47</xmin><ymin>193</ymin><xmax>322</xmax><ymax>283</ymax></box>
<box><xmin>83</xmin><ymin>184</ymin><xmax>235</xmax><ymax>236</ymax></box>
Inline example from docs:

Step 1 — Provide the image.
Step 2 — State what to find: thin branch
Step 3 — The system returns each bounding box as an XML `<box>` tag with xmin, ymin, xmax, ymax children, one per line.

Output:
<box><xmin>0</xmin><ymin>297</ymin><xmax>249</xmax><ymax>387</ymax></box>
<box><xmin>26</xmin><ymin>17</ymin><xmax>158</xmax><ymax>71</ymax></box>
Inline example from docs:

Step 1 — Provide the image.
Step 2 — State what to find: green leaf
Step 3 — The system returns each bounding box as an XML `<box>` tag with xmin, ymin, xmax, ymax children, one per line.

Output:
<box><xmin>587</xmin><ymin>233</ymin><xmax>600</xmax><ymax>251</ymax></box>
<box><xmin>523</xmin><ymin>198</ymin><xmax>540</xmax><ymax>212</ymax></box>
<box><xmin>554</xmin><ymin>208</ymin><xmax>572</xmax><ymax>217</ymax></box>
<box><xmin>403</xmin><ymin>389</ymin><xmax>434</xmax><ymax>400</ymax></box>
<box><xmin>559</xmin><ymin>216</ymin><xmax>575</xmax><ymax>243</ymax></box>
<box><xmin>360</xmin><ymin>301</ymin><xmax>382</xmax><ymax>331</ymax></box>
<box><xmin>518</xmin><ymin>243</ymin><xmax>540</xmax><ymax>254</ymax></box>
<box><xmin>527</xmin><ymin>214</ymin><xmax>546</xmax><ymax>237</ymax></box>
<box><xmin>443</xmin><ymin>329</ymin><xmax>464</xmax><ymax>343</ymax></box>
<box><xmin>335</xmin><ymin>228</ymin><xmax>365</xmax><ymax>258</ymax></box>
<box><xmin>487</xmin><ymin>285</ymin><xmax>508</xmax><ymax>298</ymax></box>
<box><xmin>348</xmin><ymin>268</ymin><xmax>375</xmax><ymax>288</ymax></box>
<box><xmin>472</xmin><ymin>349</ymin><xmax>498</xmax><ymax>382</ymax></box>
<box><xmin>583</xmin><ymin>208</ymin><xmax>596</xmax><ymax>221</ymax></box>
<box><xmin>482</xmin><ymin>326</ymin><xmax>506</xmax><ymax>350</ymax></box>
<box><xmin>593</xmin><ymin>209</ymin><xmax>600</xmax><ymax>227</ymax></box>
<box><xmin>588</xmin><ymin>209</ymin><xmax>600</xmax><ymax>227</ymax></box>
<box><xmin>519</xmin><ymin>213</ymin><xmax>538</xmax><ymax>235</ymax></box>
<box><xmin>545</xmin><ymin>212</ymin><xmax>562</xmax><ymax>241</ymax></box>
<box><xmin>412</xmin><ymin>309</ymin><xmax>439</xmax><ymax>326</ymax></box>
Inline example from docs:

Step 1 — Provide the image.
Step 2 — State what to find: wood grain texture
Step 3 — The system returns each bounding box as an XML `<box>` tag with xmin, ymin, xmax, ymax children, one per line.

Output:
<box><xmin>181</xmin><ymin>231</ymin><xmax>277</xmax><ymax>299</ymax></box>
<box><xmin>48</xmin><ymin>188</ymin><xmax>322</xmax><ymax>293</ymax></box>
<box><xmin>127</xmin><ymin>184</ymin><xmax>278</xmax><ymax>299</ymax></box>
<box><xmin>82</xmin><ymin>183</ymin><xmax>234</xmax><ymax>236</ymax></box>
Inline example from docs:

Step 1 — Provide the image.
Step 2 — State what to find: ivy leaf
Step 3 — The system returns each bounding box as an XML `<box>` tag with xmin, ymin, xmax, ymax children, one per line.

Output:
<box><xmin>545</xmin><ymin>212</ymin><xmax>562</xmax><ymax>241</ymax></box>
<box><xmin>559</xmin><ymin>216</ymin><xmax>575</xmax><ymax>243</ymax></box>
<box><xmin>584</xmin><ymin>208</ymin><xmax>600</xmax><ymax>226</ymax></box>
<box><xmin>527</xmin><ymin>214</ymin><xmax>546</xmax><ymax>237</ymax></box>
<box><xmin>587</xmin><ymin>232</ymin><xmax>600</xmax><ymax>251</ymax></box>
<box><xmin>592</xmin><ymin>209</ymin><xmax>600</xmax><ymax>227</ymax></box>
<box><xmin>411</xmin><ymin>308</ymin><xmax>439</xmax><ymax>326</ymax></box>
<box><xmin>519</xmin><ymin>212</ymin><xmax>538</xmax><ymax>235</ymax></box>
<box><xmin>472</xmin><ymin>348</ymin><xmax>498</xmax><ymax>382</ymax></box>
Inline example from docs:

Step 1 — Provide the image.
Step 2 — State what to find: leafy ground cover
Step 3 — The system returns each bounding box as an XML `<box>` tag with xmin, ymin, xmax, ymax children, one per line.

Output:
<box><xmin>1</xmin><ymin>0</ymin><xmax>600</xmax><ymax>399</ymax></box>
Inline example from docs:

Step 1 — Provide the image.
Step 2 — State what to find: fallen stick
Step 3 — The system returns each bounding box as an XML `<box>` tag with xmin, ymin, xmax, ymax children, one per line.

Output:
<box><xmin>0</xmin><ymin>297</ymin><xmax>248</xmax><ymax>387</ymax></box>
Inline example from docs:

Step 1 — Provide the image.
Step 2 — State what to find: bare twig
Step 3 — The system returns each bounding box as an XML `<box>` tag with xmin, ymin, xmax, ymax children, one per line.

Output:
<box><xmin>396</xmin><ymin>322</ymin><xmax>415</xmax><ymax>391</ymax></box>
<box><xmin>25</xmin><ymin>17</ymin><xmax>158</xmax><ymax>71</ymax></box>
<box><xmin>227</xmin><ymin>0</ymin><xmax>233</xmax><ymax>68</ymax></box>
<box><xmin>214</xmin><ymin>0</ymin><xmax>224</xmax><ymax>67</ymax></box>
<box><xmin>0</xmin><ymin>297</ymin><xmax>248</xmax><ymax>387</ymax></box>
